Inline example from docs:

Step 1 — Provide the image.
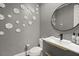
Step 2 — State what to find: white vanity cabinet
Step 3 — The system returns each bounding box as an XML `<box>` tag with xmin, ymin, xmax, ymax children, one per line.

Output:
<box><xmin>43</xmin><ymin>37</ymin><xmax>79</xmax><ymax>56</ymax></box>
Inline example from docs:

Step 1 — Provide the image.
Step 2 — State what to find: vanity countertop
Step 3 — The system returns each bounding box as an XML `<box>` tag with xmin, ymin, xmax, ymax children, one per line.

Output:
<box><xmin>43</xmin><ymin>36</ymin><xmax>79</xmax><ymax>54</ymax></box>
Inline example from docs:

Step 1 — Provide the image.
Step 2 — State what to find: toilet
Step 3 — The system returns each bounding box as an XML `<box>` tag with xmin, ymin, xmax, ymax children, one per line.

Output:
<box><xmin>27</xmin><ymin>38</ymin><xmax>43</xmax><ymax>56</ymax></box>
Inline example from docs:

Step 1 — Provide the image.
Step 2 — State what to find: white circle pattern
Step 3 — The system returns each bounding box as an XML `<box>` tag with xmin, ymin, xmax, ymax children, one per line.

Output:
<box><xmin>5</xmin><ymin>23</ymin><xmax>13</xmax><ymax>29</ymax></box>
<box><xmin>13</xmin><ymin>8</ymin><xmax>20</xmax><ymax>14</ymax></box>
<box><xmin>0</xmin><ymin>31</ymin><xmax>4</xmax><ymax>35</ymax></box>
<box><xmin>0</xmin><ymin>14</ymin><xmax>5</xmax><ymax>20</ymax></box>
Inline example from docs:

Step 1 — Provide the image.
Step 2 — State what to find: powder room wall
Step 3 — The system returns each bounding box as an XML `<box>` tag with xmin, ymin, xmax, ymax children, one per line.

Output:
<box><xmin>40</xmin><ymin>3</ymin><xmax>74</xmax><ymax>41</ymax></box>
<box><xmin>0</xmin><ymin>3</ymin><xmax>40</xmax><ymax>56</ymax></box>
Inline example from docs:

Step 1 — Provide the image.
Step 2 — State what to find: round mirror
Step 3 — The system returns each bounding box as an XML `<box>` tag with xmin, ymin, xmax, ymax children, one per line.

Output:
<box><xmin>51</xmin><ymin>3</ymin><xmax>79</xmax><ymax>32</ymax></box>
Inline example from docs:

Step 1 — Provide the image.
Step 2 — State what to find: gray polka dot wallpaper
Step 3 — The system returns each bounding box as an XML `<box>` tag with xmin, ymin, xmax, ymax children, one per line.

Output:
<box><xmin>0</xmin><ymin>3</ymin><xmax>40</xmax><ymax>56</ymax></box>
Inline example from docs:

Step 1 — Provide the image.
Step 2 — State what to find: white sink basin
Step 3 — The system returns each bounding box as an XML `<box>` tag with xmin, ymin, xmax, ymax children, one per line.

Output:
<box><xmin>61</xmin><ymin>39</ymin><xmax>71</xmax><ymax>45</ymax></box>
<box><xmin>46</xmin><ymin>36</ymin><xmax>71</xmax><ymax>45</ymax></box>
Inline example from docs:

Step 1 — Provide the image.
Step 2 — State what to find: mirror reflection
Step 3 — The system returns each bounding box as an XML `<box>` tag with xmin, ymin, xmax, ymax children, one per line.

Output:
<box><xmin>51</xmin><ymin>3</ymin><xmax>79</xmax><ymax>31</ymax></box>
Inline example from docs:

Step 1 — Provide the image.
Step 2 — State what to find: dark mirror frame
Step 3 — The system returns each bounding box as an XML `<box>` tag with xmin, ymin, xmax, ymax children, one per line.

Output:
<box><xmin>51</xmin><ymin>3</ymin><xmax>79</xmax><ymax>32</ymax></box>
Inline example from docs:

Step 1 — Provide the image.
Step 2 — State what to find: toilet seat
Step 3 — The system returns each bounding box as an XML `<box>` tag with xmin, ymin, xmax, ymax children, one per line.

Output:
<box><xmin>27</xmin><ymin>47</ymin><xmax>42</xmax><ymax>56</ymax></box>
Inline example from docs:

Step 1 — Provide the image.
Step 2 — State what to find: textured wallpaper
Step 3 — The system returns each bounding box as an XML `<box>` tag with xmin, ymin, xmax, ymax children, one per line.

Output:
<box><xmin>74</xmin><ymin>4</ymin><xmax>79</xmax><ymax>27</ymax></box>
<box><xmin>0</xmin><ymin>3</ymin><xmax>40</xmax><ymax>56</ymax></box>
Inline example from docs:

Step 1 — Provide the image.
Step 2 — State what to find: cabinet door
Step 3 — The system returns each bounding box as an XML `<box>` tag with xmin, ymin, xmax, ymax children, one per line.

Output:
<box><xmin>43</xmin><ymin>40</ymin><xmax>79</xmax><ymax>56</ymax></box>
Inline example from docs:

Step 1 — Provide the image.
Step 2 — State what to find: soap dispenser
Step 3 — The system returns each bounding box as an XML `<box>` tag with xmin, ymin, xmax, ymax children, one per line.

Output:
<box><xmin>76</xmin><ymin>33</ymin><xmax>79</xmax><ymax>45</ymax></box>
<box><xmin>71</xmin><ymin>32</ymin><xmax>76</xmax><ymax>43</ymax></box>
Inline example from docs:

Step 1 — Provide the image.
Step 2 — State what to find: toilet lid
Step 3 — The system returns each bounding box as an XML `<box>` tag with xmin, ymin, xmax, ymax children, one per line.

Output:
<box><xmin>29</xmin><ymin>47</ymin><xmax>42</xmax><ymax>53</ymax></box>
